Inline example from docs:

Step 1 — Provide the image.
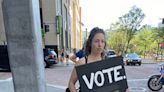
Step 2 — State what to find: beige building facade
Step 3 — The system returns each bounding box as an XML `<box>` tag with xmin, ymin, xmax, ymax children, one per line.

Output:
<box><xmin>0</xmin><ymin>0</ymin><xmax>6</xmax><ymax>45</ymax></box>
<box><xmin>70</xmin><ymin>0</ymin><xmax>83</xmax><ymax>49</ymax></box>
<box><xmin>0</xmin><ymin>0</ymin><xmax>84</xmax><ymax>54</ymax></box>
<box><xmin>39</xmin><ymin>0</ymin><xmax>84</xmax><ymax>52</ymax></box>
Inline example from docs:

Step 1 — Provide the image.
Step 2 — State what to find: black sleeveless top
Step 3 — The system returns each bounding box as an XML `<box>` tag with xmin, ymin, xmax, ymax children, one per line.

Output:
<box><xmin>66</xmin><ymin>56</ymin><xmax>104</xmax><ymax>92</ymax></box>
<box><xmin>84</xmin><ymin>55</ymin><xmax>104</xmax><ymax>64</ymax></box>
<box><xmin>85</xmin><ymin>56</ymin><xmax>88</xmax><ymax>64</ymax></box>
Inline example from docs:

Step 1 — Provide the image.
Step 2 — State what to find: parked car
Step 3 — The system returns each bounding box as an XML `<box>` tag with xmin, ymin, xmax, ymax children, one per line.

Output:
<box><xmin>124</xmin><ymin>53</ymin><xmax>142</xmax><ymax>66</ymax></box>
<box><xmin>0</xmin><ymin>46</ymin><xmax>57</xmax><ymax>71</ymax></box>
<box><xmin>43</xmin><ymin>48</ymin><xmax>58</xmax><ymax>68</ymax></box>
<box><xmin>0</xmin><ymin>45</ymin><xmax>10</xmax><ymax>71</ymax></box>
<box><xmin>106</xmin><ymin>50</ymin><xmax>117</xmax><ymax>58</ymax></box>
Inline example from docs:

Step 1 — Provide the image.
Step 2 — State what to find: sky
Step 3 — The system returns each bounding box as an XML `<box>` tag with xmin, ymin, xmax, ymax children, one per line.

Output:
<box><xmin>80</xmin><ymin>0</ymin><xmax>164</xmax><ymax>31</ymax></box>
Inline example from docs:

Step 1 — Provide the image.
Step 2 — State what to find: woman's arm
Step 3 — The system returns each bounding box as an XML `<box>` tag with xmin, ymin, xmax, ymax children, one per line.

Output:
<box><xmin>68</xmin><ymin>67</ymin><xmax>78</xmax><ymax>92</ymax></box>
<box><xmin>70</xmin><ymin>55</ymin><xmax>77</xmax><ymax>63</ymax></box>
<box><xmin>68</xmin><ymin>58</ymin><xmax>85</xmax><ymax>92</ymax></box>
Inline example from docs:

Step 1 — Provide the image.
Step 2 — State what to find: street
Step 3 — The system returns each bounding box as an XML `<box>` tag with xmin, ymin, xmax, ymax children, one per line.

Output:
<box><xmin>125</xmin><ymin>64</ymin><xmax>164</xmax><ymax>92</ymax></box>
<box><xmin>0</xmin><ymin>62</ymin><xmax>164</xmax><ymax>92</ymax></box>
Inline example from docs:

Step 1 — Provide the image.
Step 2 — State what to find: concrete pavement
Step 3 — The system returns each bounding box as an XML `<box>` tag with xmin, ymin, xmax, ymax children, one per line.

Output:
<box><xmin>0</xmin><ymin>60</ymin><xmax>75</xmax><ymax>92</ymax></box>
<box><xmin>0</xmin><ymin>78</ymin><xmax>66</xmax><ymax>92</ymax></box>
<box><xmin>1</xmin><ymin>78</ymin><xmax>149</xmax><ymax>92</ymax></box>
<box><xmin>0</xmin><ymin>59</ymin><xmax>162</xmax><ymax>92</ymax></box>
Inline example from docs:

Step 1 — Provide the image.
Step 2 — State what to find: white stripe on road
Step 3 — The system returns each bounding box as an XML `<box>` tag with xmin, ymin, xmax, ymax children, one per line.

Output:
<box><xmin>130</xmin><ymin>87</ymin><xmax>147</xmax><ymax>92</ymax></box>
<box><xmin>128</xmin><ymin>79</ymin><xmax>148</xmax><ymax>91</ymax></box>
<box><xmin>128</xmin><ymin>78</ymin><xmax>148</xmax><ymax>82</ymax></box>
<box><xmin>47</xmin><ymin>84</ymin><xmax>66</xmax><ymax>89</ymax></box>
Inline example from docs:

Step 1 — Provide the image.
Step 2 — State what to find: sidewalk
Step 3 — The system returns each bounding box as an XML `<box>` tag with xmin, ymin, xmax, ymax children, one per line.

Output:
<box><xmin>142</xmin><ymin>58</ymin><xmax>156</xmax><ymax>64</ymax></box>
<box><xmin>0</xmin><ymin>59</ymin><xmax>161</xmax><ymax>92</ymax></box>
<box><xmin>0</xmin><ymin>78</ymin><xmax>66</xmax><ymax>92</ymax></box>
<box><xmin>142</xmin><ymin>58</ymin><xmax>163</xmax><ymax>64</ymax></box>
<box><xmin>0</xmin><ymin>60</ymin><xmax>75</xmax><ymax>92</ymax></box>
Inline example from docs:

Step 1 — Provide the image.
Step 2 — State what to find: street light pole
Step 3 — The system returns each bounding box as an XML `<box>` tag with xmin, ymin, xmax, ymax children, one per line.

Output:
<box><xmin>2</xmin><ymin>0</ymin><xmax>46</xmax><ymax>92</ymax></box>
<box><xmin>86</xmin><ymin>28</ymin><xmax>87</xmax><ymax>40</ymax></box>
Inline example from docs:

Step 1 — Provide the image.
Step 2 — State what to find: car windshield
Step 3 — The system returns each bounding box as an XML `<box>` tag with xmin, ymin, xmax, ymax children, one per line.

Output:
<box><xmin>107</xmin><ymin>51</ymin><xmax>116</xmax><ymax>55</ymax></box>
<box><xmin>127</xmin><ymin>54</ymin><xmax>139</xmax><ymax>58</ymax></box>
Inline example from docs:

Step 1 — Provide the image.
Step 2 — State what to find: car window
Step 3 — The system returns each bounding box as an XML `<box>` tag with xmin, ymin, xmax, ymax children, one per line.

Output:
<box><xmin>51</xmin><ymin>50</ymin><xmax>57</xmax><ymax>56</ymax></box>
<box><xmin>127</xmin><ymin>54</ymin><xmax>139</xmax><ymax>58</ymax></box>
<box><xmin>107</xmin><ymin>51</ymin><xmax>116</xmax><ymax>55</ymax></box>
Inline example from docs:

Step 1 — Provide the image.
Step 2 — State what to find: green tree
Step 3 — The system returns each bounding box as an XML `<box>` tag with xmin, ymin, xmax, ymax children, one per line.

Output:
<box><xmin>107</xmin><ymin>22</ymin><xmax>127</xmax><ymax>55</ymax></box>
<box><xmin>157</xmin><ymin>27</ymin><xmax>164</xmax><ymax>41</ymax></box>
<box><xmin>119</xmin><ymin>5</ymin><xmax>145</xmax><ymax>53</ymax></box>
<box><xmin>41</xmin><ymin>28</ymin><xmax>45</xmax><ymax>39</ymax></box>
<box><xmin>153</xmin><ymin>27</ymin><xmax>164</xmax><ymax>58</ymax></box>
<box><xmin>132</xmin><ymin>26</ymin><xmax>155</xmax><ymax>57</ymax></box>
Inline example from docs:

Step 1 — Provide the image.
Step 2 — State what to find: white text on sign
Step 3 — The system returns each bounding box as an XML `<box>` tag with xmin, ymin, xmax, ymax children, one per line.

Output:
<box><xmin>82</xmin><ymin>65</ymin><xmax>126</xmax><ymax>89</ymax></box>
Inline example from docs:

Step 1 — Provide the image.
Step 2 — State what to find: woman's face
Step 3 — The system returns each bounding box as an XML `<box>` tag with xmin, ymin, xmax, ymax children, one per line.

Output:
<box><xmin>91</xmin><ymin>33</ymin><xmax>105</xmax><ymax>55</ymax></box>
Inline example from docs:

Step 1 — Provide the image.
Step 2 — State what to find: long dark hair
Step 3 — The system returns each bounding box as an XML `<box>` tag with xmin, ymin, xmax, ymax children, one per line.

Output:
<box><xmin>85</xmin><ymin>27</ymin><xmax>106</xmax><ymax>56</ymax></box>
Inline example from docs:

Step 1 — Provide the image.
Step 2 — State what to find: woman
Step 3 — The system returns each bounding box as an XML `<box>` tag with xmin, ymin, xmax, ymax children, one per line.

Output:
<box><xmin>68</xmin><ymin>27</ymin><xmax>130</xmax><ymax>92</ymax></box>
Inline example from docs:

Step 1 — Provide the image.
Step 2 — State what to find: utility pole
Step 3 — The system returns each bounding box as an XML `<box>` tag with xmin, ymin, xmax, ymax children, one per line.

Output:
<box><xmin>2</xmin><ymin>0</ymin><xmax>46</xmax><ymax>92</ymax></box>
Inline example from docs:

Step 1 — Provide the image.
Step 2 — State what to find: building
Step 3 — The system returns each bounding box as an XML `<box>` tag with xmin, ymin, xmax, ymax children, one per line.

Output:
<box><xmin>70</xmin><ymin>0</ymin><xmax>84</xmax><ymax>49</ymax></box>
<box><xmin>40</xmin><ymin>0</ymin><xmax>84</xmax><ymax>53</ymax></box>
<box><xmin>0</xmin><ymin>0</ymin><xmax>6</xmax><ymax>45</ymax></box>
<box><xmin>0</xmin><ymin>0</ymin><xmax>84</xmax><ymax>55</ymax></box>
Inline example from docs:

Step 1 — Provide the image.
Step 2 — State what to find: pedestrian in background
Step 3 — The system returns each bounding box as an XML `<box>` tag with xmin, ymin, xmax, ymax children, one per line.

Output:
<box><xmin>70</xmin><ymin>43</ymin><xmax>86</xmax><ymax>63</ymax></box>
<box><xmin>65</xmin><ymin>48</ymin><xmax>70</xmax><ymax>66</ymax></box>
<box><xmin>72</xmin><ymin>48</ymin><xmax>76</xmax><ymax>54</ymax></box>
<box><xmin>59</xmin><ymin>49</ymin><xmax>64</xmax><ymax>64</ymax></box>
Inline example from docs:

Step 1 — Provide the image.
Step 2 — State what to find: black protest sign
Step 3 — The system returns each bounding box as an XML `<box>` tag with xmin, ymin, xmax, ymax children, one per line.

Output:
<box><xmin>75</xmin><ymin>56</ymin><xmax>128</xmax><ymax>92</ymax></box>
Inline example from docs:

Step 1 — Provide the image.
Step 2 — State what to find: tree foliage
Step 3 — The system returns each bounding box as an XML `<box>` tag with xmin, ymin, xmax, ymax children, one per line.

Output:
<box><xmin>157</xmin><ymin>27</ymin><xmax>164</xmax><ymax>41</ymax></box>
<box><xmin>119</xmin><ymin>5</ymin><xmax>145</xmax><ymax>53</ymax></box>
<box><xmin>132</xmin><ymin>26</ymin><xmax>156</xmax><ymax>55</ymax></box>
<box><xmin>41</xmin><ymin>28</ymin><xmax>45</xmax><ymax>39</ymax></box>
<box><xmin>106</xmin><ymin>6</ymin><xmax>164</xmax><ymax>58</ymax></box>
<box><xmin>107</xmin><ymin>30</ymin><xmax>126</xmax><ymax>55</ymax></box>
<box><xmin>107</xmin><ymin>22</ymin><xmax>127</xmax><ymax>55</ymax></box>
